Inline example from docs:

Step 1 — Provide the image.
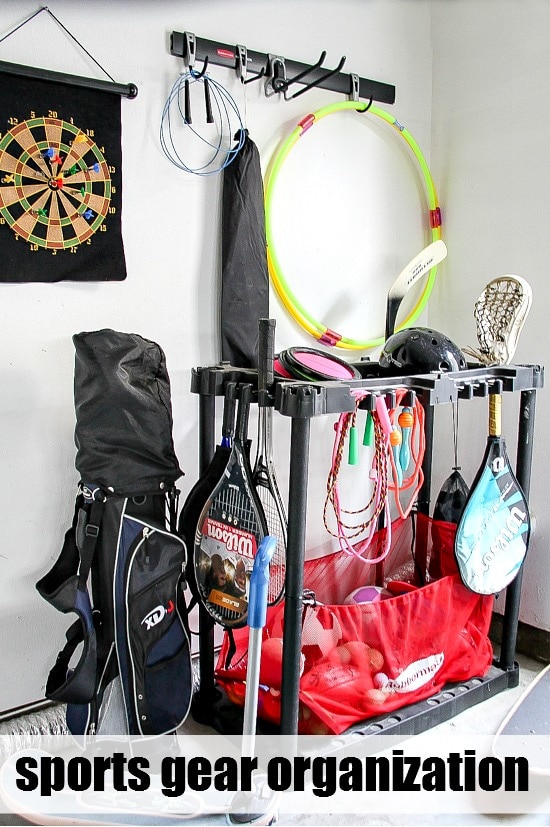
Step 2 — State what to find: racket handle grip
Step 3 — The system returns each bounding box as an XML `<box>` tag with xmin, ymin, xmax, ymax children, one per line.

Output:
<box><xmin>222</xmin><ymin>381</ymin><xmax>237</xmax><ymax>442</ymax></box>
<box><xmin>248</xmin><ymin>535</ymin><xmax>277</xmax><ymax>629</ymax></box>
<box><xmin>258</xmin><ymin>318</ymin><xmax>276</xmax><ymax>393</ymax></box>
<box><xmin>489</xmin><ymin>392</ymin><xmax>501</xmax><ymax>437</ymax></box>
<box><xmin>236</xmin><ymin>383</ymin><xmax>252</xmax><ymax>442</ymax></box>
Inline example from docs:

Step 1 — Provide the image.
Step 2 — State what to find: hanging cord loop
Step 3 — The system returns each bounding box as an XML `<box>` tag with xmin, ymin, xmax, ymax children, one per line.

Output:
<box><xmin>160</xmin><ymin>68</ymin><xmax>245</xmax><ymax>176</ymax></box>
<box><xmin>324</xmin><ymin>388</ymin><xmax>425</xmax><ymax>562</ymax></box>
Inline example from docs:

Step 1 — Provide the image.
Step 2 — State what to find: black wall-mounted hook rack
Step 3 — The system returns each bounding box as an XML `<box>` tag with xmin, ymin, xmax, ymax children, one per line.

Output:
<box><xmin>170</xmin><ymin>31</ymin><xmax>395</xmax><ymax>105</ymax></box>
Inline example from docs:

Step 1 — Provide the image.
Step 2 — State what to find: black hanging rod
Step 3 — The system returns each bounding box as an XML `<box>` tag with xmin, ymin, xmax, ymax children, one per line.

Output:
<box><xmin>170</xmin><ymin>32</ymin><xmax>395</xmax><ymax>105</ymax></box>
<box><xmin>0</xmin><ymin>59</ymin><xmax>138</xmax><ymax>98</ymax></box>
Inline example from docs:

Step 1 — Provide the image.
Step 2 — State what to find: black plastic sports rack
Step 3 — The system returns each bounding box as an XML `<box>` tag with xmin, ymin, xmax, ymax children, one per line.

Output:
<box><xmin>189</xmin><ymin>361</ymin><xmax>543</xmax><ymax>738</ymax></box>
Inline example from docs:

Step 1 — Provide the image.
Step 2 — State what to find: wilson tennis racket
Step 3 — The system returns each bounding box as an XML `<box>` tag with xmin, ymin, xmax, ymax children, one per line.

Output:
<box><xmin>194</xmin><ymin>383</ymin><xmax>267</xmax><ymax>626</ymax></box>
<box><xmin>455</xmin><ymin>276</ymin><xmax>532</xmax><ymax>594</ymax></box>
<box><xmin>252</xmin><ymin>319</ymin><xmax>287</xmax><ymax>607</ymax></box>
<box><xmin>179</xmin><ymin>382</ymin><xmax>237</xmax><ymax>598</ymax></box>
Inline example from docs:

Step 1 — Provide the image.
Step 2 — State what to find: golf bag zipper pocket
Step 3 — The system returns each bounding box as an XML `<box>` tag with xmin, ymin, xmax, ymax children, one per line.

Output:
<box><xmin>121</xmin><ymin>517</ymin><xmax>192</xmax><ymax>735</ymax></box>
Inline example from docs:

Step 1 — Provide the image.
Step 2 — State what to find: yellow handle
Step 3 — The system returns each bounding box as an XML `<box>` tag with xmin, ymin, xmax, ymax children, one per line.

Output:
<box><xmin>489</xmin><ymin>393</ymin><xmax>502</xmax><ymax>437</ymax></box>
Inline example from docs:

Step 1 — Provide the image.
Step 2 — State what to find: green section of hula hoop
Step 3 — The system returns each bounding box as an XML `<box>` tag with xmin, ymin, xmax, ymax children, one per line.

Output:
<box><xmin>264</xmin><ymin>100</ymin><xmax>441</xmax><ymax>351</ymax></box>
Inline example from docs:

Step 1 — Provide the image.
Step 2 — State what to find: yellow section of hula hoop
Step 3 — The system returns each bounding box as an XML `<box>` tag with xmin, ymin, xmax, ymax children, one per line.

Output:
<box><xmin>264</xmin><ymin>100</ymin><xmax>442</xmax><ymax>351</ymax></box>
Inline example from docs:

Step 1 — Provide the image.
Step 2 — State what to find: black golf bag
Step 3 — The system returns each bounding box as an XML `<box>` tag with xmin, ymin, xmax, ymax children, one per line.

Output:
<box><xmin>36</xmin><ymin>329</ymin><xmax>192</xmax><ymax>736</ymax></box>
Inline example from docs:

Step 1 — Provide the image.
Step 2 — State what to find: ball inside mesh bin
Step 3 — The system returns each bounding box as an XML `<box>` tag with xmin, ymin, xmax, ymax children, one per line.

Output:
<box><xmin>344</xmin><ymin>585</ymin><xmax>392</xmax><ymax>604</ymax></box>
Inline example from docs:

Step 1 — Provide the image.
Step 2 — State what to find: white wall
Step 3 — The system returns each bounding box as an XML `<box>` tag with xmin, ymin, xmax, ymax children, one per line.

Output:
<box><xmin>430</xmin><ymin>0</ymin><xmax>550</xmax><ymax>633</ymax></box>
<box><xmin>0</xmin><ymin>0</ymin><xmax>434</xmax><ymax>711</ymax></box>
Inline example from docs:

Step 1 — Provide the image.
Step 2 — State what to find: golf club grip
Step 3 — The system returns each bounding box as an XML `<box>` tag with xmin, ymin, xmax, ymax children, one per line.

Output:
<box><xmin>258</xmin><ymin>318</ymin><xmax>276</xmax><ymax>392</ymax></box>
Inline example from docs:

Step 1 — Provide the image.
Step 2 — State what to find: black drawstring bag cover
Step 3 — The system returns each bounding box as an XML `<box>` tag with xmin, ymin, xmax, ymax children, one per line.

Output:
<box><xmin>221</xmin><ymin>130</ymin><xmax>269</xmax><ymax>368</ymax></box>
<box><xmin>73</xmin><ymin>329</ymin><xmax>183</xmax><ymax>496</ymax></box>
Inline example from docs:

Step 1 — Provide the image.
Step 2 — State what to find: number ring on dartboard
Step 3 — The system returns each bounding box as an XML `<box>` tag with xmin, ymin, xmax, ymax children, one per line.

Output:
<box><xmin>0</xmin><ymin>116</ymin><xmax>111</xmax><ymax>250</ymax></box>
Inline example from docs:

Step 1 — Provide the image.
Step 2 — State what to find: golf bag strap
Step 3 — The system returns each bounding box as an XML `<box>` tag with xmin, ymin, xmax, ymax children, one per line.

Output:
<box><xmin>77</xmin><ymin>497</ymin><xmax>105</xmax><ymax>590</ymax></box>
<box><xmin>45</xmin><ymin>608</ymin><xmax>97</xmax><ymax>703</ymax></box>
<box><xmin>36</xmin><ymin>493</ymin><xmax>105</xmax><ymax>704</ymax></box>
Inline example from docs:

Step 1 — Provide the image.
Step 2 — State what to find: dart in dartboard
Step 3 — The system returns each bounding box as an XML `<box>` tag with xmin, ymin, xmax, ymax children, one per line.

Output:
<box><xmin>0</xmin><ymin>115</ymin><xmax>113</xmax><ymax>251</ymax></box>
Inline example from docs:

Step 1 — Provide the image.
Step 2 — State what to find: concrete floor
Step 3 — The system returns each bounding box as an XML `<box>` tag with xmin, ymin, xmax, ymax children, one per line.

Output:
<box><xmin>0</xmin><ymin>654</ymin><xmax>547</xmax><ymax>827</ymax></box>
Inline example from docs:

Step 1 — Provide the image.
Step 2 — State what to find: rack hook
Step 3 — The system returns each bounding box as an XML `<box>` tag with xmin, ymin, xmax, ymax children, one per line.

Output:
<box><xmin>236</xmin><ymin>44</ymin><xmax>265</xmax><ymax>85</ymax></box>
<box><xmin>288</xmin><ymin>54</ymin><xmax>347</xmax><ymax>100</ymax></box>
<box><xmin>264</xmin><ymin>54</ymin><xmax>286</xmax><ymax>97</ymax></box>
<box><xmin>192</xmin><ymin>55</ymin><xmax>209</xmax><ymax>79</ymax></box>
<box><xmin>183</xmin><ymin>31</ymin><xmax>196</xmax><ymax>70</ymax></box>
<box><xmin>274</xmin><ymin>51</ymin><xmax>327</xmax><ymax>98</ymax></box>
<box><xmin>243</xmin><ymin>67</ymin><xmax>266</xmax><ymax>85</ymax></box>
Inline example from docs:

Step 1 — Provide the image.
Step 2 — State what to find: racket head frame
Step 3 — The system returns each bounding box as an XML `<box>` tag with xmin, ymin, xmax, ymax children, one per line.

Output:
<box><xmin>193</xmin><ymin>383</ymin><xmax>268</xmax><ymax>627</ymax></box>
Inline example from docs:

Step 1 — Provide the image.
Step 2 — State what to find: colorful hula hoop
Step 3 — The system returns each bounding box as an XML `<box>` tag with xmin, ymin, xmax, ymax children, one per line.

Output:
<box><xmin>264</xmin><ymin>100</ymin><xmax>442</xmax><ymax>351</ymax></box>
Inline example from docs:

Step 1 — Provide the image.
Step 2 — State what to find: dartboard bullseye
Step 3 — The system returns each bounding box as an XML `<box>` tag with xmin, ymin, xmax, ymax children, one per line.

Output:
<box><xmin>0</xmin><ymin>116</ymin><xmax>112</xmax><ymax>250</ymax></box>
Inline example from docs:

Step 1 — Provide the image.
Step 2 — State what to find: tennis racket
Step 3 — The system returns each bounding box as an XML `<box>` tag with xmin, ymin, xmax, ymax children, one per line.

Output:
<box><xmin>194</xmin><ymin>383</ymin><xmax>267</xmax><ymax>626</ymax></box>
<box><xmin>179</xmin><ymin>383</ymin><xmax>237</xmax><ymax>598</ymax></box>
<box><xmin>455</xmin><ymin>276</ymin><xmax>532</xmax><ymax>594</ymax></box>
<box><xmin>252</xmin><ymin>319</ymin><xmax>287</xmax><ymax>607</ymax></box>
<box><xmin>385</xmin><ymin>240</ymin><xmax>448</xmax><ymax>340</ymax></box>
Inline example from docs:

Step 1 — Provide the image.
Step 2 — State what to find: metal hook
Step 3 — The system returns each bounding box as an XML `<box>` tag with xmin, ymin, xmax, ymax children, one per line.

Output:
<box><xmin>264</xmin><ymin>55</ymin><xmax>286</xmax><ymax>97</ymax></box>
<box><xmin>274</xmin><ymin>51</ymin><xmax>327</xmax><ymax>98</ymax></box>
<box><xmin>192</xmin><ymin>55</ymin><xmax>209</xmax><ymax>79</ymax></box>
<box><xmin>236</xmin><ymin>44</ymin><xmax>265</xmax><ymax>85</ymax></box>
<box><xmin>288</xmin><ymin>54</ymin><xmax>346</xmax><ymax>100</ymax></box>
<box><xmin>243</xmin><ymin>67</ymin><xmax>265</xmax><ymax>85</ymax></box>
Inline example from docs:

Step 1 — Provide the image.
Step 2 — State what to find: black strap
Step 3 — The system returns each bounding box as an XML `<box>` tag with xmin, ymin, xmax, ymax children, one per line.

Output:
<box><xmin>45</xmin><ymin>605</ymin><xmax>97</xmax><ymax>704</ymax></box>
<box><xmin>77</xmin><ymin>497</ymin><xmax>105</xmax><ymax>590</ymax></box>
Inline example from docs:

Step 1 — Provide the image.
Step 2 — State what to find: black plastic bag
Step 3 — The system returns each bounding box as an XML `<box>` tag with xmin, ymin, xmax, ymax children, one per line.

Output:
<box><xmin>220</xmin><ymin>129</ymin><xmax>269</xmax><ymax>368</ymax></box>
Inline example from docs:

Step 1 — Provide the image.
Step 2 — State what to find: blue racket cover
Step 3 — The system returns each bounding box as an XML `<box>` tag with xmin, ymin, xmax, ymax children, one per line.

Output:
<box><xmin>455</xmin><ymin>436</ymin><xmax>530</xmax><ymax>595</ymax></box>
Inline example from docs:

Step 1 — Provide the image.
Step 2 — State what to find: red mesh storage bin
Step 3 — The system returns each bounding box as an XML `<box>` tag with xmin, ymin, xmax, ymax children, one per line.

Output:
<box><xmin>215</xmin><ymin>514</ymin><xmax>494</xmax><ymax>735</ymax></box>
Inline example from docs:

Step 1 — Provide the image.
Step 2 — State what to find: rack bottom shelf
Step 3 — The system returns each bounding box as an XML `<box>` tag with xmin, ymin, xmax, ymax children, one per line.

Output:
<box><xmin>190</xmin><ymin>661</ymin><xmax>519</xmax><ymax>740</ymax></box>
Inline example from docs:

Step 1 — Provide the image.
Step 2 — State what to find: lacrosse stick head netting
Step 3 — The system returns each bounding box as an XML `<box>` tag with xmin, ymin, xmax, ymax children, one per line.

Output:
<box><xmin>466</xmin><ymin>275</ymin><xmax>532</xmax><ymax>366</ymax></box>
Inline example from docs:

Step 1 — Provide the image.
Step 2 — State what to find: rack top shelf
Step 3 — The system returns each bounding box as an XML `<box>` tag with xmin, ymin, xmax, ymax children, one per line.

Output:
<box><xmin>190</xmin><ymin>362</ymin><xmax>544</xmax><ymax>417</ymax></box>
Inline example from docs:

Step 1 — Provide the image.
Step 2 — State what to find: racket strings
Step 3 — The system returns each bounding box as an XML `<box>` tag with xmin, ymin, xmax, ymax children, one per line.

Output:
<box><xmin>254</xmin><ymin>407</ymin><xmax>287</xmax><ymax>606</ymax></box>
<box><xmin>197</xmin><ymin>458</ymin><xmax>265</xmax><ymax>626</ymax></box>
<box><xmin>256</xmin><ymin>482</ymin><xmax>286</xmax><ymax>604</ymax></box>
